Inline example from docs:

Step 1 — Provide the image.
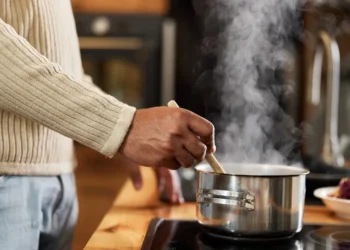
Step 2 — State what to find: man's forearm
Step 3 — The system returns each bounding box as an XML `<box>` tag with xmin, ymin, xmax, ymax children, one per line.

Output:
<box><xmin>0</xmin><ymin>18</ymin><xmax>136</xmax><ymax>158</ymax></box>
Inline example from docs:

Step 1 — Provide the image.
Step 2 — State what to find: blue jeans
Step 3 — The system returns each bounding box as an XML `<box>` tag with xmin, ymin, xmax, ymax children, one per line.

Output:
<box><xmin>0</xmin><ymin>173</ymin><xmax>78</xmax><ymax>250</ymax></box>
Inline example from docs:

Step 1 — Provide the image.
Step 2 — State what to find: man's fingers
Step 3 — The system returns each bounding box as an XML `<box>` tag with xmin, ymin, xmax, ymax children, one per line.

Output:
<box><xmin>153</xmin><ymin>167</ymin><xmax>163</xmax><ymax>192</ymax></box>
<box><xmin>172</xmin><ymin>170</ymin><xmax>184</xmax><ymax>204</ymax></box>
<box><xmin>175</xmin><ymin>147</ymin><xmax>196</xmax><ymax>168</ymax></box>
<box><xmin>155</xmin><ymin>167</ymin><xmax>184</xmax><ymax>204</ymax></box>
<box><xmin>177</xmin><ymin>193</ymin><xmax>185</xmax><ymax>204</ymax></box>
<box><xmin>128</xmin><ymin>165</ymin><xmax>143</xmax><ymax>190</ymax></box>
<box><xmin>183</xmin><ymin>133</ymin><xmax>207</xmax><ymax>162</ymax></box>
<box><xmin>155</xmin><ymin>167</ymin><xmax>174</xmax><ymax>202</ymax></box>
<box><xmin>210</xmin><ymin>144</ymin><xmax>216</xmax><ymax>154</ymax></box>
<box><xmin>162</xmin><ymin>158</ymin><xmax>181</xmax><ymax>170</ymax></box>
<box><xmin>166</xmin><ymin>169</ymin><xmax>183</xmax><ymax>204</ymax></box>
<box><xmin>187</xmin><ymin>112</ymin><xmax>215</xmax><ymax>152</ymax></box>
<box><xmin>164</xmin><ymin>170</ymin><xmax>176</xmax><ymax>203</ymax></box>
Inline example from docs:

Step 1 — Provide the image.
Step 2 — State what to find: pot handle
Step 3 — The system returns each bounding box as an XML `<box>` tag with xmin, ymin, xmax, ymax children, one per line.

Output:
<box><xmin>197</xmin><ymin>189</ymin><xmax>255</xmax><ymax>211</ymax></box>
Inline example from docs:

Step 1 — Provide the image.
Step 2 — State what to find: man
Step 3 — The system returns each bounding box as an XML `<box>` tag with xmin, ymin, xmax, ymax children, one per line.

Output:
<box><xmin>0</xmin><ymin>1</ymin><xmax>215</xmax><ymax>250</ymax></box>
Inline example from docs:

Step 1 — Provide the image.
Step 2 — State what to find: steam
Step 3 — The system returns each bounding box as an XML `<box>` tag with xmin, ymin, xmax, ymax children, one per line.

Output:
<box><xmin>194</xmin><ymin>0</ymin><xmax>303</xmax><ymax>167</ymax></box>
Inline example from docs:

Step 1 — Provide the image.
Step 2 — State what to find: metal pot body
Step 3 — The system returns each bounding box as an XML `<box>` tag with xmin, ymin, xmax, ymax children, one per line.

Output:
<box><xmin>196</xmin><ymin>163</ymin><xmax>309</xmax><ymax>237</ymax></box>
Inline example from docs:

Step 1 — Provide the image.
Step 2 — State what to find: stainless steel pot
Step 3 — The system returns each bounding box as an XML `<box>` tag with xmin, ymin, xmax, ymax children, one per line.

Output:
<box><xmin>195</xmin><ymin>163</ymin><xmax>309</xmax><ymax>237</ymax></box>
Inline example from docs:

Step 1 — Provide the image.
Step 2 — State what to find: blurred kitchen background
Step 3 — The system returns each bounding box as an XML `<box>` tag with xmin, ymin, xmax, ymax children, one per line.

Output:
<box><xmin>71</xmin><ymin>0</ymin><xmax>350</xmax><ymax>249</ymax></box>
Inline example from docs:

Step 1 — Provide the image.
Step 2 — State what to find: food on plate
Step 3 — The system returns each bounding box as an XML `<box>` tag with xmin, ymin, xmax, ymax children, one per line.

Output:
<box><xmin>328</xmin><ymin>178</ymin><xmax>350</xmax><ymax>199</ymax></box>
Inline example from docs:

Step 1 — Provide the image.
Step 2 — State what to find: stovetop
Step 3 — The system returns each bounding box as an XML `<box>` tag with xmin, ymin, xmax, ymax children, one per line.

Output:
<box><xmin>141</xmin><ymin>219</ymin><xmax>350</xmax><ymax>250</ymax></box>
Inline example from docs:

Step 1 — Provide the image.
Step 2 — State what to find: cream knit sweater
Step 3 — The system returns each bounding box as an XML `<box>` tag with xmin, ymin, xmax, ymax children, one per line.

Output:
<box><xmin>0</xmin><ymin>0</ymin><xmax>136</xmax><ymax>175</ymax></box>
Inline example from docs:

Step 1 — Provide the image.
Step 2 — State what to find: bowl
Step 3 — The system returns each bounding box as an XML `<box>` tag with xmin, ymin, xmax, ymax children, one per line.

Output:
<box><xmin>314</xmin><ymin>186</ymin><xmax>350</xmax><ymax>220</ymax></box>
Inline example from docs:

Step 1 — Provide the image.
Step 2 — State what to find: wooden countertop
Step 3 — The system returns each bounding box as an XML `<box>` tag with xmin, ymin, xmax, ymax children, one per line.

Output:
<box><xmin>83</xmin><ymin>203</ymin><xmax>349</xmax><ymax>250</ymax></box>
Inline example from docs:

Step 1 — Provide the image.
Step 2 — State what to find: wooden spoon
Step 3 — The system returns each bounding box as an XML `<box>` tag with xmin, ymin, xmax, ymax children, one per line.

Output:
<box><xmin>167</xmin><ymin>100</ymin><xmax>226</xmax><ymax>174</ymax></box>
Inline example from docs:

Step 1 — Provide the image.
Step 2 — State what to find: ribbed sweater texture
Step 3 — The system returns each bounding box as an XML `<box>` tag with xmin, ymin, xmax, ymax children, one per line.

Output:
<box><xmin>0</xmin><ymin>0</ymin><xmax>136</xmax><ymax>175</ymax></box>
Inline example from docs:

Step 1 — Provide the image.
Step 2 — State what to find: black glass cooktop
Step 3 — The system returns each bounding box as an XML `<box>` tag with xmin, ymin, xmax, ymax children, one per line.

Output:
<box><xmin>141</xmin><ymin>218</ymin><xmax>350</xmax><ymax>250</ymax></box>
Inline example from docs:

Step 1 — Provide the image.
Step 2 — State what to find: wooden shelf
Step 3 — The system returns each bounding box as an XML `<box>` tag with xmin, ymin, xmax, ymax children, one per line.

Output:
<box><xmin>71</xmin><ymin>0</ymin><xmax>169</xmax><ymax>14</ymax></box>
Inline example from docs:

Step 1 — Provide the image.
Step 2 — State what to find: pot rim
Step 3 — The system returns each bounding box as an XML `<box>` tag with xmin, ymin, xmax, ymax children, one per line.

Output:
<box><xmin>195</xmin><ymin>162</ymin><xmax>310</xmax><ymax>178</ymax></box>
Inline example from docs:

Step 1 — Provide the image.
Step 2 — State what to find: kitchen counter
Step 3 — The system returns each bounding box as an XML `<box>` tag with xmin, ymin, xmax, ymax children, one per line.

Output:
<box><xmin>83</xmin><ymin>203</ymin><xmax>349</xmax><ymax>250</ymax></box>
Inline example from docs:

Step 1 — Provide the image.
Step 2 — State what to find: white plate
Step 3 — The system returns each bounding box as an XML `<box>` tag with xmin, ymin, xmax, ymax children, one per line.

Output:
<box><xmin>314</xmin><ymin>186</ymin><xmax>350</xmax><ymax>220</ymax></box>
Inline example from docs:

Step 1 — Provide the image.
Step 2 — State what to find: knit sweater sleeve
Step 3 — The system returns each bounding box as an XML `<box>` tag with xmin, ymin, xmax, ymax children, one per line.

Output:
<box><xmin>0</xmin><ymin>18</ymin><xmax>136</xmax><ymax>158</ymax></box>
<box><xmin>82</xmin><ymin>73</ymin><xmax>104</xmax><ymax>93</ymax></box>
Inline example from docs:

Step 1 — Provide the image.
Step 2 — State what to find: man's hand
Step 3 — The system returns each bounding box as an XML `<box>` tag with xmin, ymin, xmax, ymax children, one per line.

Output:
<box><xmin>119</xmin><ymin>107</ymin><xmax>215</xmax><ymax>170</ymax></box>
<box><xmin>125</xmin><ymin>162</ymin><xmax>184</xmax><ymax>204</ymax></box>
<box><xmin>154</xmin><ymin>167</ymin><xmax>184</xmax><ymax>204</ymax></box>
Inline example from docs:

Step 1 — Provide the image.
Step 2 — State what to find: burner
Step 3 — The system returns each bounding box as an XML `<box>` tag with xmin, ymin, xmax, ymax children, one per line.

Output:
<box><xmin>199</xmin><ymin>224</ymin><xmax>297</xmax><ymax>240</ymax></box>
<box><xmin>202</xmin><ymin>231</ymin><xmax>295</xmax><ymax>243</ymax></box>
<box><xmin>196</xmin><ymin>233</ymin><xmax>302</xmax><ymax>250</ymax></box>
<box><xmin>329</xmin><ymin>231</ymin><xmax>350</xmax><ymax>249</ymax></box>
<box><xmin>307</xmin><ymin>227</ymin><xmax>350</xmax><ymax>249</ymax></box>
